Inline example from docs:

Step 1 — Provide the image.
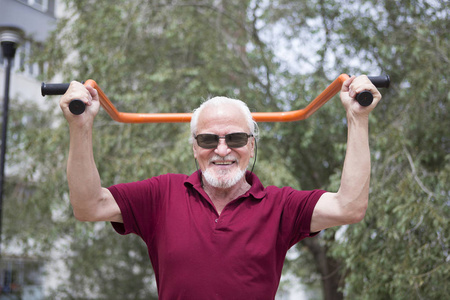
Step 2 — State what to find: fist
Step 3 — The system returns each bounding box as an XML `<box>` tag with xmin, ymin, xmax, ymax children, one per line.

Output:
<box><xmin>341</xmin><ymin>75</ymin><xmax>382</xmax><ymax>116</ymax></box>
<box><xmin>60</xmin><ymin>81</ymin><xmax>100</xmax><ymax>125</ymax></box>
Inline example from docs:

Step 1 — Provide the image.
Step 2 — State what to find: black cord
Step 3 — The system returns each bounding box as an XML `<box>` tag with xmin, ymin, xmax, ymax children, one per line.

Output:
<box><xmin>250</xmin><ymin>139</ymin><xmax>257</xmax><ymax>173</ymax></box>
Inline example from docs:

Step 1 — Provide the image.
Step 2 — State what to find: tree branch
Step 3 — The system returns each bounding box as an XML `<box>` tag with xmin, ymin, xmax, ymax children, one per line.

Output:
<box><xmin>402</xmin><ymin>146</ymin><xmax>434</xmax><ymax>198</ymax></box>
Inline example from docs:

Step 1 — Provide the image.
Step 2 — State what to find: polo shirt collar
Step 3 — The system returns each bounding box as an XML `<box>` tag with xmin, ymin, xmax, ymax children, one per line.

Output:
<box><xmin>184</xmin><ymin>170</ymin><xmax>266</xmax><ymax>200</ymax></box>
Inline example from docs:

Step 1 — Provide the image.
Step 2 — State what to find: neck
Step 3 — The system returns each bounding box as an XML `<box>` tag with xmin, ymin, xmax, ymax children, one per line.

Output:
<box><xmin>203</xmin><ymin>178</ymin><xmax>250</xmax><ymax>198</ymax></box>
<box><xmin>202</xmin><ymin>176</ymin><xmax>251</xmax><ymax>214</ymax></box>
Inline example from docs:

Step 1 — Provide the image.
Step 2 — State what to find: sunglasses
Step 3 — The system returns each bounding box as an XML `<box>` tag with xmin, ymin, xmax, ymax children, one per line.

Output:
<box><xmin>194</xmin><ymin>132</ymin><xmax>253</xmax><ymax>149</ymax></box>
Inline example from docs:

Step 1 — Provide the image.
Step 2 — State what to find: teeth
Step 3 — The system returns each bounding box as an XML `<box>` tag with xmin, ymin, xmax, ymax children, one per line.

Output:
<box><xmin>214</xmin><ymin>161</ymin><xmax>233</xmax><ymax>165</ymax></box>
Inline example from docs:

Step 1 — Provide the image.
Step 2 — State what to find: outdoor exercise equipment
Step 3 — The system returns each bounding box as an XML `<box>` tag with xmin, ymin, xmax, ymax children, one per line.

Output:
<box><xmin>41</xmin><ymin>74</ymin><xmax>389</xmax><ymax>122</ymax></box>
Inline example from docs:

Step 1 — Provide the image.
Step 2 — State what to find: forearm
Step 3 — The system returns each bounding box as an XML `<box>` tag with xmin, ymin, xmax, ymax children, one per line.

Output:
<box><xmin>67</xmin><ymin>125</ymin><xmax>104</xmax><ymax>220</ymax></box>
<box><xmin>337</xmin><ymin>113</ymin><xmax>370</xmax><ymax>220</ymax></box>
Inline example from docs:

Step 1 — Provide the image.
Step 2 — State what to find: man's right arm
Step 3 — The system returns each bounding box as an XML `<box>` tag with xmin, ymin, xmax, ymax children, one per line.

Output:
<box><xmin>61</xmin><ymin>81</ymin><xmax>122</xmax><ymax>223</ymax></box>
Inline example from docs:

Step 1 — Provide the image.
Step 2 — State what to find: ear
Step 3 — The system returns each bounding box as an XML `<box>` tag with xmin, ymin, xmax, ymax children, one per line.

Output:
<box><xmin>250</xmin><ymin>138</ymin><xmax>255</xmax><ymax>158</ymax></box>
<box><xmin>193</xmin><ymin>143</ymin><xmax>198</xmax><ymax>159</ymax></box>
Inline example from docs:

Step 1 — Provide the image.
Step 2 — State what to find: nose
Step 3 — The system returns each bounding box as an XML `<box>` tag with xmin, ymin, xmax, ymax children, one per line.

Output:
<box><xmin>214</xmin><ymin>137</ymin><xmax>231</xmax><ymax>156</ymax></box>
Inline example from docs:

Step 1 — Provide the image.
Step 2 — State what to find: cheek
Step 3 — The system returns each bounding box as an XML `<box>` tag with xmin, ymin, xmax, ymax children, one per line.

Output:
<box><xmin>193</xmin><ymin>144</ymin><xmax>205</xmax><ymax>160</ymax></box>
<box><xmin>238</xmin><ymin>148</ymin><xmax>252</xmax><ymax>164</ymax></box>
<box><xmin>195</xmin><ymin>149</ymin><xmax>212</xmax><ymax>167</ymax></box>
<box><xmin>245</xmin><ymin>143</ymin><xmax>255</xmax><ymax>159</ymax></box>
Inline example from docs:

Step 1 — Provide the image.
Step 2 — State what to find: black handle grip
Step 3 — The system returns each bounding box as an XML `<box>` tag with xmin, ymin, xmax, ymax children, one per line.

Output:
<box><xmin>356</xmin><ymin>91</ymin><xmax>374</xmax><ymax>107</ymax></box>
<box><xmin>41</xmin><ymin>82</ymin><xmax>86</xmax><ymax>115</ymax></box>
<box><xmin>41</xmin><ymin>82</ymin><xmax>70</xmax><ymax>96</ymax></box>
<box><xmin>368</xmin><ymin>75</ymin><xmax>390</xmax><ymax>88</ymax></box>
<box><xmin>68</xmin><ymin>99</ymin><xmax>86</xmax><ymax>115</ymax></box>
<box><xmin>354</xmin><ymin>75</ymin><xmax>390</xmax><ymax>107</ymax></box>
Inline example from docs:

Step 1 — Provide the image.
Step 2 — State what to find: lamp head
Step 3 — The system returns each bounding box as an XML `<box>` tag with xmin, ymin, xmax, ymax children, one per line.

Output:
<box><xmin>0</xmin><ymin>26</ymin><xmax>25</xmax><ymax>59</ymax></box>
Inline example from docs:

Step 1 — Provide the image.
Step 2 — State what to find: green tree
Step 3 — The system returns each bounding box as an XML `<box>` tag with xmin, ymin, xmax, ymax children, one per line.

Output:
<box><xmin>259</xmin><ymin>1</ymin><xmax>449</xmax><ymax>299</ymax></box>
<box><xmin>329</xmin><ymin>1</ymin><xmax>449</xmax><ymax>299</ymax></box>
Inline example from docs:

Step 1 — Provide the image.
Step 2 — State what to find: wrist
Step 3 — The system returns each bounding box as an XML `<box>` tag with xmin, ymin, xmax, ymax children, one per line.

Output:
<box><xmin>69</xmin><ymin>121</ymin><xmax>94</xmax><ymax>142</ymax></box>
<box><xmin>347</xmin><ymin>111</ymin><xmax>369</xmax><ymax>126</ymax></box>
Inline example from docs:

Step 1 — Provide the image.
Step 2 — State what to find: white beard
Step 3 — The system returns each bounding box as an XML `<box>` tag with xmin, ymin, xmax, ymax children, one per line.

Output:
<box><xmin>202</xmin><ymin>155</ymin><xmax>247</xmax><ymax>189</ymax></box>
<box><xmin>203</xmin><ymin>167</ymin><xmax>246</xmax><ymax>189</ymax></box>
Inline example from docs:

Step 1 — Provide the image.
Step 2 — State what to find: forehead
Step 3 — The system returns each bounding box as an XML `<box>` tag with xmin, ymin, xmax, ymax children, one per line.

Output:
<box><xmin>196</xmin><ymin>103</ymin><xmax>249</xmax><ymax>134</ymax></box>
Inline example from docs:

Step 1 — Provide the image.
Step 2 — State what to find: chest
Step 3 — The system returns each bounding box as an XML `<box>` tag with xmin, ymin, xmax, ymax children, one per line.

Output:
<box><xmin>151</xmin><ymin>191</ymin><xmax>286</xmax><ymax>266</ymax></box>
<box><xmin>140</xmin><ymin>185</ymin><xmax>309</xmax><ymax>298</ymax></box>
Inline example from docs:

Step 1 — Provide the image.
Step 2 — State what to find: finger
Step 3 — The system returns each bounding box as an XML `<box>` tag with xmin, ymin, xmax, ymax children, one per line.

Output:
<box><xmin>349</xmin><ymin>75</ymin><xmax>374</xmax><ymax>90</ymax></box>
<box><xmin>85</xmin><ymin>85</ymin><xmax>98</xmax><ymax>105</ymax></box>
<box><xmin>70</xmin><ymin>81</ymin><xmax>92</xmax><ymax>106</ymax></box>
<box><xmin>61</xmin><ymin>82</ymin><xmax>91</xmax><ymax>112</ymax></box>
<box><xmin>342</xmin><ymin>75</ymin><xmax>356</xmax><ymax>93</ymax></box>
<box><xmin>350</xmin><ymin>76</ymin><xmax>382</xmax><ymax>105</ymax></box>
<box><xmin>349</xmin><ymin>75</ymin><xmax>373</xmax><ymax>99</ymax></box>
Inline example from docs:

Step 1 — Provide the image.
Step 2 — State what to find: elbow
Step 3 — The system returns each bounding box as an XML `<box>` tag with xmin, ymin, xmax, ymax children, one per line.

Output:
<box><xmin>73</xmin><ymin>209</ymin><xmax>93</xmax><ymax>222</ymax></box>
<box><xmin>350</xmin><ymin>208</ymin><xmax>367</xmax><ymax>224</ymax></box>
<box><xmin>69</xmin><ymin>188</ymin><xmax>120</xmax><ymax>223</ymax></box>
<box><xmin>69</xmin><ymin>191</ymin><xmax>106</xmax><ymax>222</ymax></box>
<box><xmin>339</xmin><ymin>195</ymin><xmax>368</xmax><ymax>225</ymax></box>
<box><xmin>71</xmin><ymin>200</ymin><xmax>99</xmax><ymax>222</ymax></box>
<box><xmin>348</xmin><ymin>202</ymin><xmax>368</xmax><ymax>224</ymax></box>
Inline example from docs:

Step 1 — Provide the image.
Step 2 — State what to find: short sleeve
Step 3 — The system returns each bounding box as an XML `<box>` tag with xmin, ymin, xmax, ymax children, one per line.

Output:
<box><xmin>281</xmin><ymin>189</ymin><xmax>326</xmax><ymax>247</ymax></box>
<box><xmin>108</xmin><ymin>176</ymin><xmax>164</xmax><ymax>240</ymax></box>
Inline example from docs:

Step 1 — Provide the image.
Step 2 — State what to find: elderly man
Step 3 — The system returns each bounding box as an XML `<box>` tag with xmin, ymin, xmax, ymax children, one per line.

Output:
<box><xmin>60</xmin><ymin>75</ymin><xmax>381</xmax><ymax>299</ymax></box>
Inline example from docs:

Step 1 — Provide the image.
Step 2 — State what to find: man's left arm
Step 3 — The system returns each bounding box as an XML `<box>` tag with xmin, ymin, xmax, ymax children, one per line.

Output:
<box><xmin>310</xmin><ymin>75</ymin><xmax>382</xmax><ymax>233</ymax></box>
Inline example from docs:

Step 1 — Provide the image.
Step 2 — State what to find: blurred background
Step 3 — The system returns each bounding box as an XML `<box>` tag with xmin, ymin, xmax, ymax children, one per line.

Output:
<box><xmin>0</xmin><ymin>0</ymin><xmax>448</xmax><ymax>299</ymax></box>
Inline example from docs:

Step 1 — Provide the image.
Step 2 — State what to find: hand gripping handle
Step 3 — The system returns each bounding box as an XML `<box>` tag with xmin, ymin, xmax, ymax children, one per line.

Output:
<box><xmin>356</xmin><ymin>75</ymin><xmax>390</xmax><ymax>106</ymax></box>
<box><xmin>41</xmin><ymin>82</ymin><xmax>85</xmax><ymax>115</ymax></box>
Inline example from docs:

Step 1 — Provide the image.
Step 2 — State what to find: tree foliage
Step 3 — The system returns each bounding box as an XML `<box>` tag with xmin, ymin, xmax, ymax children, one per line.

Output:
<box><xmin>329</xmin><ymin>1</ymin><xmax>449</xmax><ymax>298</ymax></box>
<box><xmin>3</xmin><ymin>0</ymin><xmax>448</xmax><ymax>299</ymax></box>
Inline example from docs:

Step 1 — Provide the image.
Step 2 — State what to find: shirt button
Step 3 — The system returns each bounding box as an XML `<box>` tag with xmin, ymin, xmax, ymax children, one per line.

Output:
<box><xmin>215</xmin><ymin>219</ymin><xmax>218</xmax><ymax>223</ymax></box>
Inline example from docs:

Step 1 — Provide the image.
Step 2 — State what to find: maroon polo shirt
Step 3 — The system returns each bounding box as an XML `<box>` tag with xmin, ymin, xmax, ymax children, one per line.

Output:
<box><xmin>108</xmin><ymin>171</ymin><xmax>325</xmax><ymax>300</ymax></box>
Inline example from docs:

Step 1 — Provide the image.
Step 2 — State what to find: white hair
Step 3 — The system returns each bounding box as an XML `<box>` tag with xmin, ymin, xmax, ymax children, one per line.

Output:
<box><xmin>189</xmin><ymin>96</ymin><xmax>259</xmax><ymax>143</ymax></box>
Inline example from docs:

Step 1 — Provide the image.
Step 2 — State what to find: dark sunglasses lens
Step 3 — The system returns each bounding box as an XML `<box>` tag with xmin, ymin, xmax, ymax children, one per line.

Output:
<box><xmin>196</xmin><ymin>134</ymin><xmax>218</xmax><ymax>148</ymax></box>
<box><xmin>226</xmin><ymin>133</ymin><xmax>248</xmax><ymax>148</ymax></box>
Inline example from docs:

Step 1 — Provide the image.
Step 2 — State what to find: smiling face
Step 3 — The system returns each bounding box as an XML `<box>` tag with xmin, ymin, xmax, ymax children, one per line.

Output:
<box><xmin>193</xmin><ymin>102</ymin><xmax>255</xmax><ymax>189</ymax></box>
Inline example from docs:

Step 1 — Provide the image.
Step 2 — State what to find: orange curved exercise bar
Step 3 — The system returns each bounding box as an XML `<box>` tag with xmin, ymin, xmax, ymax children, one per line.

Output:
<box><xmin>83</xmin><ymin>73</ymin><xmax>350</xmax><ymax>123</ymax></box>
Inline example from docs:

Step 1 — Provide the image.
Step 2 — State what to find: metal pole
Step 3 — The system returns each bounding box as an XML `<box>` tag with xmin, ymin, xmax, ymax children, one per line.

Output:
<box><xmin>0</xmin><ymin>53</ymin><xmax>12</xmax><ymax>256</ymax></box>
<box><xmin>0</xmin><ymin>26</ymin><xmax>23</xmax><ymax>260</ymax></box>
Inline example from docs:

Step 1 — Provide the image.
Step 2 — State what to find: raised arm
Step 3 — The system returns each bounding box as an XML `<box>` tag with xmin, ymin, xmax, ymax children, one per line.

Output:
<box><xmin>310</xmin><ymin>75</ymin><xmax>381</xmax><ymax>233</ymax></box>
<box><xmin>60</xmin><ymin>81</ymin><xmax>122</xmax><ymax>223</ymax></box>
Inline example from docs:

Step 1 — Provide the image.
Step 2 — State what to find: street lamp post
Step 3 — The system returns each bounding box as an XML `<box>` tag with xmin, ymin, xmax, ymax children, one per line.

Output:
<box><xmin>0</xmin><ymin>26</ymin><xmax>24</xmax><ymax>256</ymax></box>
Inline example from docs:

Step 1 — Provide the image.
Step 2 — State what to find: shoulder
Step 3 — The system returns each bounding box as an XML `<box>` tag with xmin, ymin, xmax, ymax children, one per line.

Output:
<box><xmin>108</xmin><ymin>173</ymin><xmax>188</xmax><ymax>194</ymax></box>
<box><xmin>265</xmin><ymin>185</ymin><xmax>326</xmax><ymax>201</ymax></box>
